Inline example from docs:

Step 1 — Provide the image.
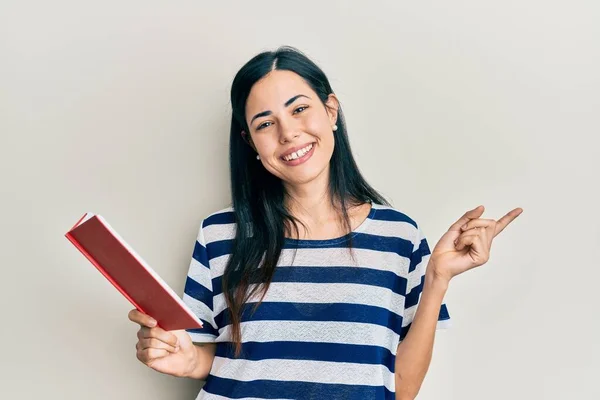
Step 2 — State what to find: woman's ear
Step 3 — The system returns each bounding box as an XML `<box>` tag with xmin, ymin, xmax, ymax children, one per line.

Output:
<box><xmin>241</xmin><ymin>130</ymin><xmax>257</xmax><ymax>152</ymax></box>
<box><xmin>325</xmin><ymin>94</ymin><xmax>340</xmax><ymax>126</ymax></box>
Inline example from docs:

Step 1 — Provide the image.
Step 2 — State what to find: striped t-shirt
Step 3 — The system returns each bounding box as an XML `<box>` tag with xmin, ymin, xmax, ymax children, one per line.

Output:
<box><xmin>182</xmin><ymin>202</ymin><xmax>451</xmax><ymax>400</ymax></box>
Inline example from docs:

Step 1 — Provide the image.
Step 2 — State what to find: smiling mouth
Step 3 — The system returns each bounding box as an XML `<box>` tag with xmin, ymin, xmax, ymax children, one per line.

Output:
<box><xmin>281</xmin><ymin>143</ymin><xmax>315</xmax><ymax>161</ymax></box>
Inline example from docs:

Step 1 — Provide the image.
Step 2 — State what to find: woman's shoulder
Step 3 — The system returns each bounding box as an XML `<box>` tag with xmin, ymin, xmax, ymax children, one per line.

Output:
<box><xmin>201</xmin><ymin>205</ymin><xmax>236</xmax><ymax>228</ymax></box>
<box><xmin>197</xmin><ymin>205</ymin><xmax>237</xmax><ymax>244</ymax></box>
<box><xmin>370</xmin><ymin>202</ymin><xmax>420</xmax><ymax>230</ymax></box>
<box><xmin>366</xmin><ymin>202</ymin><xmax>428</xmax><ymax>249</ymax></box>
<box><xmin>196</xmin><ymin>202</ymin><xmax>424</xmax><ymax>243</ymax></box>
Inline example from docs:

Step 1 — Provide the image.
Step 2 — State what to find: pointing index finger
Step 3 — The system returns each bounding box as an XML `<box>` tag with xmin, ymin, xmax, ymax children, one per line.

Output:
<box><xmin>494</xmin><ymin>208</ymin><xmax>523</xmax><ymax>237</ymax></box>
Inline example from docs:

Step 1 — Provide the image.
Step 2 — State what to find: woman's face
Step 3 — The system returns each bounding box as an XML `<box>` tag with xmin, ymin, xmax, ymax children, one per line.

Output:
<box><xmin>245</xmin><ymin>70</ymin><xmax>339</xmax><ymax>186</ymax></box>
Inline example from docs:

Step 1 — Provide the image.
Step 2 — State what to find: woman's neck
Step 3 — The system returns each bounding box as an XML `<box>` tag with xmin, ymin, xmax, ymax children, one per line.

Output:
<box><xmin>284</xmin><ymin>171</ymin><xmax>335</xmax><ymax>230</ymax></box>
<box><xmin>282</xmin><ymin>169</ymin><xmax>367</xmax><ymax>240</ymax></box>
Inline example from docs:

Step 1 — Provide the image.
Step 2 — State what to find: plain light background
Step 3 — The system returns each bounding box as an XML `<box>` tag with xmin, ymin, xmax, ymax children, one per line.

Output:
<box><xmin>1</xmin><ymin>1</ymin><xmax>598</xmax><ymax>399</ymax></box>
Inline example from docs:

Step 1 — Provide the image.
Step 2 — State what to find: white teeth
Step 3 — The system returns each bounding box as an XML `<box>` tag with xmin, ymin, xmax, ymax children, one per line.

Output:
<box><xmin>283</xmin><ymin>143</ymin><xmax>313</xmax><ymax>161</ymax></box>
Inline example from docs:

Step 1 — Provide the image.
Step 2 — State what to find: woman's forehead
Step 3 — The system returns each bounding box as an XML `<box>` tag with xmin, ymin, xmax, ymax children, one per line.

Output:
<box><xmin>246</xmin><ymin>70</ymin><xmax>314</xmax><ymax>114</ymax></box>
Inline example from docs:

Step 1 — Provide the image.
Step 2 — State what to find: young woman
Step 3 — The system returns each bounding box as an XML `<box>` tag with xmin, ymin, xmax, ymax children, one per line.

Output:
<box><xmin>128</xmin><ymin>46</ymin><xmax>522</xmax><ymax>400</ymax></box>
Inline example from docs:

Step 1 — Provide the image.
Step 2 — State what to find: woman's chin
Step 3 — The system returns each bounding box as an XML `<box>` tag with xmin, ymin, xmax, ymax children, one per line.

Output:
<box><xmin>281</xmin><ymin>165</ymin><xmax>329</xmax><ymax>186</ymax></box>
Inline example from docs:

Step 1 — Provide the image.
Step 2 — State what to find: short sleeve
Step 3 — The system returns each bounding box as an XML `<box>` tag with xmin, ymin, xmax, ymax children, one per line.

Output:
<box><xmin>182</xmin><ymin>221</ymin><xmax>219</xmax><ymax>343</ymax></box>
<box><xmin>400</xmin><ymin>224</ymin><xmax>451</xmax><ymax>341</ymax></box>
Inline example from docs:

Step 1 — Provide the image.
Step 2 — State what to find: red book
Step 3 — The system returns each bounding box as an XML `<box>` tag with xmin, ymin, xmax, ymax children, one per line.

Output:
<box><xmin>65</xmin><ymin>212</ymin><xmax>203</xmax><ymax>331</ymax></box>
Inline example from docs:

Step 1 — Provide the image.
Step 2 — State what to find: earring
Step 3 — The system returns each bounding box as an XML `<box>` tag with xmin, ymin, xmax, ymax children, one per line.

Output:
<box><xmin>332</xmin><ymin>124</ymin><xmax>338</xmax><ymax>131</ymax></box>
<box><xmin>256</xmin><ymin>154</ymin><xmax>260</xmax><ymax>160</ymax></box>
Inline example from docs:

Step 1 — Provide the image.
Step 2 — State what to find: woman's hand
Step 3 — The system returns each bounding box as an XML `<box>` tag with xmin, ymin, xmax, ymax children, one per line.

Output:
<box><xmin>128</xmin><ymin>309</ymin><xmax>199</xmax><ymax>378</ymax></box>
<box><xmin>429</xmin><ymin>205</ymin><xmax>523</xmax><ymax>283</ymax></box>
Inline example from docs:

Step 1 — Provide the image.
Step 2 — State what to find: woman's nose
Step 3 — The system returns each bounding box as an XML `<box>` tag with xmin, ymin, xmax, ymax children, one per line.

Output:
<box><xmin>278</xmin><ymin>118</ymin><xmax>300</xmax><ymax>143</ymax></box>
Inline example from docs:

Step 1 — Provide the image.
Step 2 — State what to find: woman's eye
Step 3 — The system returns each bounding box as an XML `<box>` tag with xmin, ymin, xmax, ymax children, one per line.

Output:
<box><xmin>256</xmin><ymin>107</ymin><xmax>307</xmax><ymax>130</ymax></box>
<box><xmin>294</xmin><ymin>106</ymin><xmax>308</xmax><ymax>114</ymax></box>
<box><xmin>257</xmin><ymin>121</ymin><xmax>272</xmax><ymax>130</ymax></box>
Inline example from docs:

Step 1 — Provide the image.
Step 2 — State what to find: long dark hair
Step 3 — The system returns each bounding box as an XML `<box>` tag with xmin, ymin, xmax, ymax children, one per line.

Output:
<box><xmin>224</xmin><ymin>46</ymin><xmax>389</xmax><ymax>357</ymax></box>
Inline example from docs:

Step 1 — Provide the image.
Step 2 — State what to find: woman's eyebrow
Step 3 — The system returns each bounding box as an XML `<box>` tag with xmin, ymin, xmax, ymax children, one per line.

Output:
<box><xmin>250</xmin><ymin>94</ymin><xmax>311</xmax><ymax>125</ymax></box>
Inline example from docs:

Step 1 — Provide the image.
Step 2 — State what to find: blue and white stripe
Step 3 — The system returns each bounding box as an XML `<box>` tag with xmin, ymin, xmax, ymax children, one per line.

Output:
<box><xmin>183</xmin><ymin>203</ymin><xmax>450</xmax><ymax>399</ymax></box>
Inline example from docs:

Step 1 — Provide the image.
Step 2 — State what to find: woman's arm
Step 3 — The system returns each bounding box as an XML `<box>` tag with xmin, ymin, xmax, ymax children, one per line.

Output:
<box><xmin>394</xmin><ymin>205</ymin><xmax>522</xmax><ymax>399</ymax></box>
<box><xmin>184</xmin><ymin>343</ymin><xmax>217</xmax><ymax>380</ymax></box>
<box><xmin>395</xmin><ymin>267</ymin><xmax>449</xmax><ymax>400</ymax></box>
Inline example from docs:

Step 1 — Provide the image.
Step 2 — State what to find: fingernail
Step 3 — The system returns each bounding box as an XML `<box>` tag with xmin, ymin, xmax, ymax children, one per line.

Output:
<box><xmin>148</xmin><ymin>319</ymin><xmax>156</xmax><ymax>326</ymax></box>
<box><xmin>461</xmin><ymin>224</ymin><xmax>467</xmax><ymax>230</ymax></box>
